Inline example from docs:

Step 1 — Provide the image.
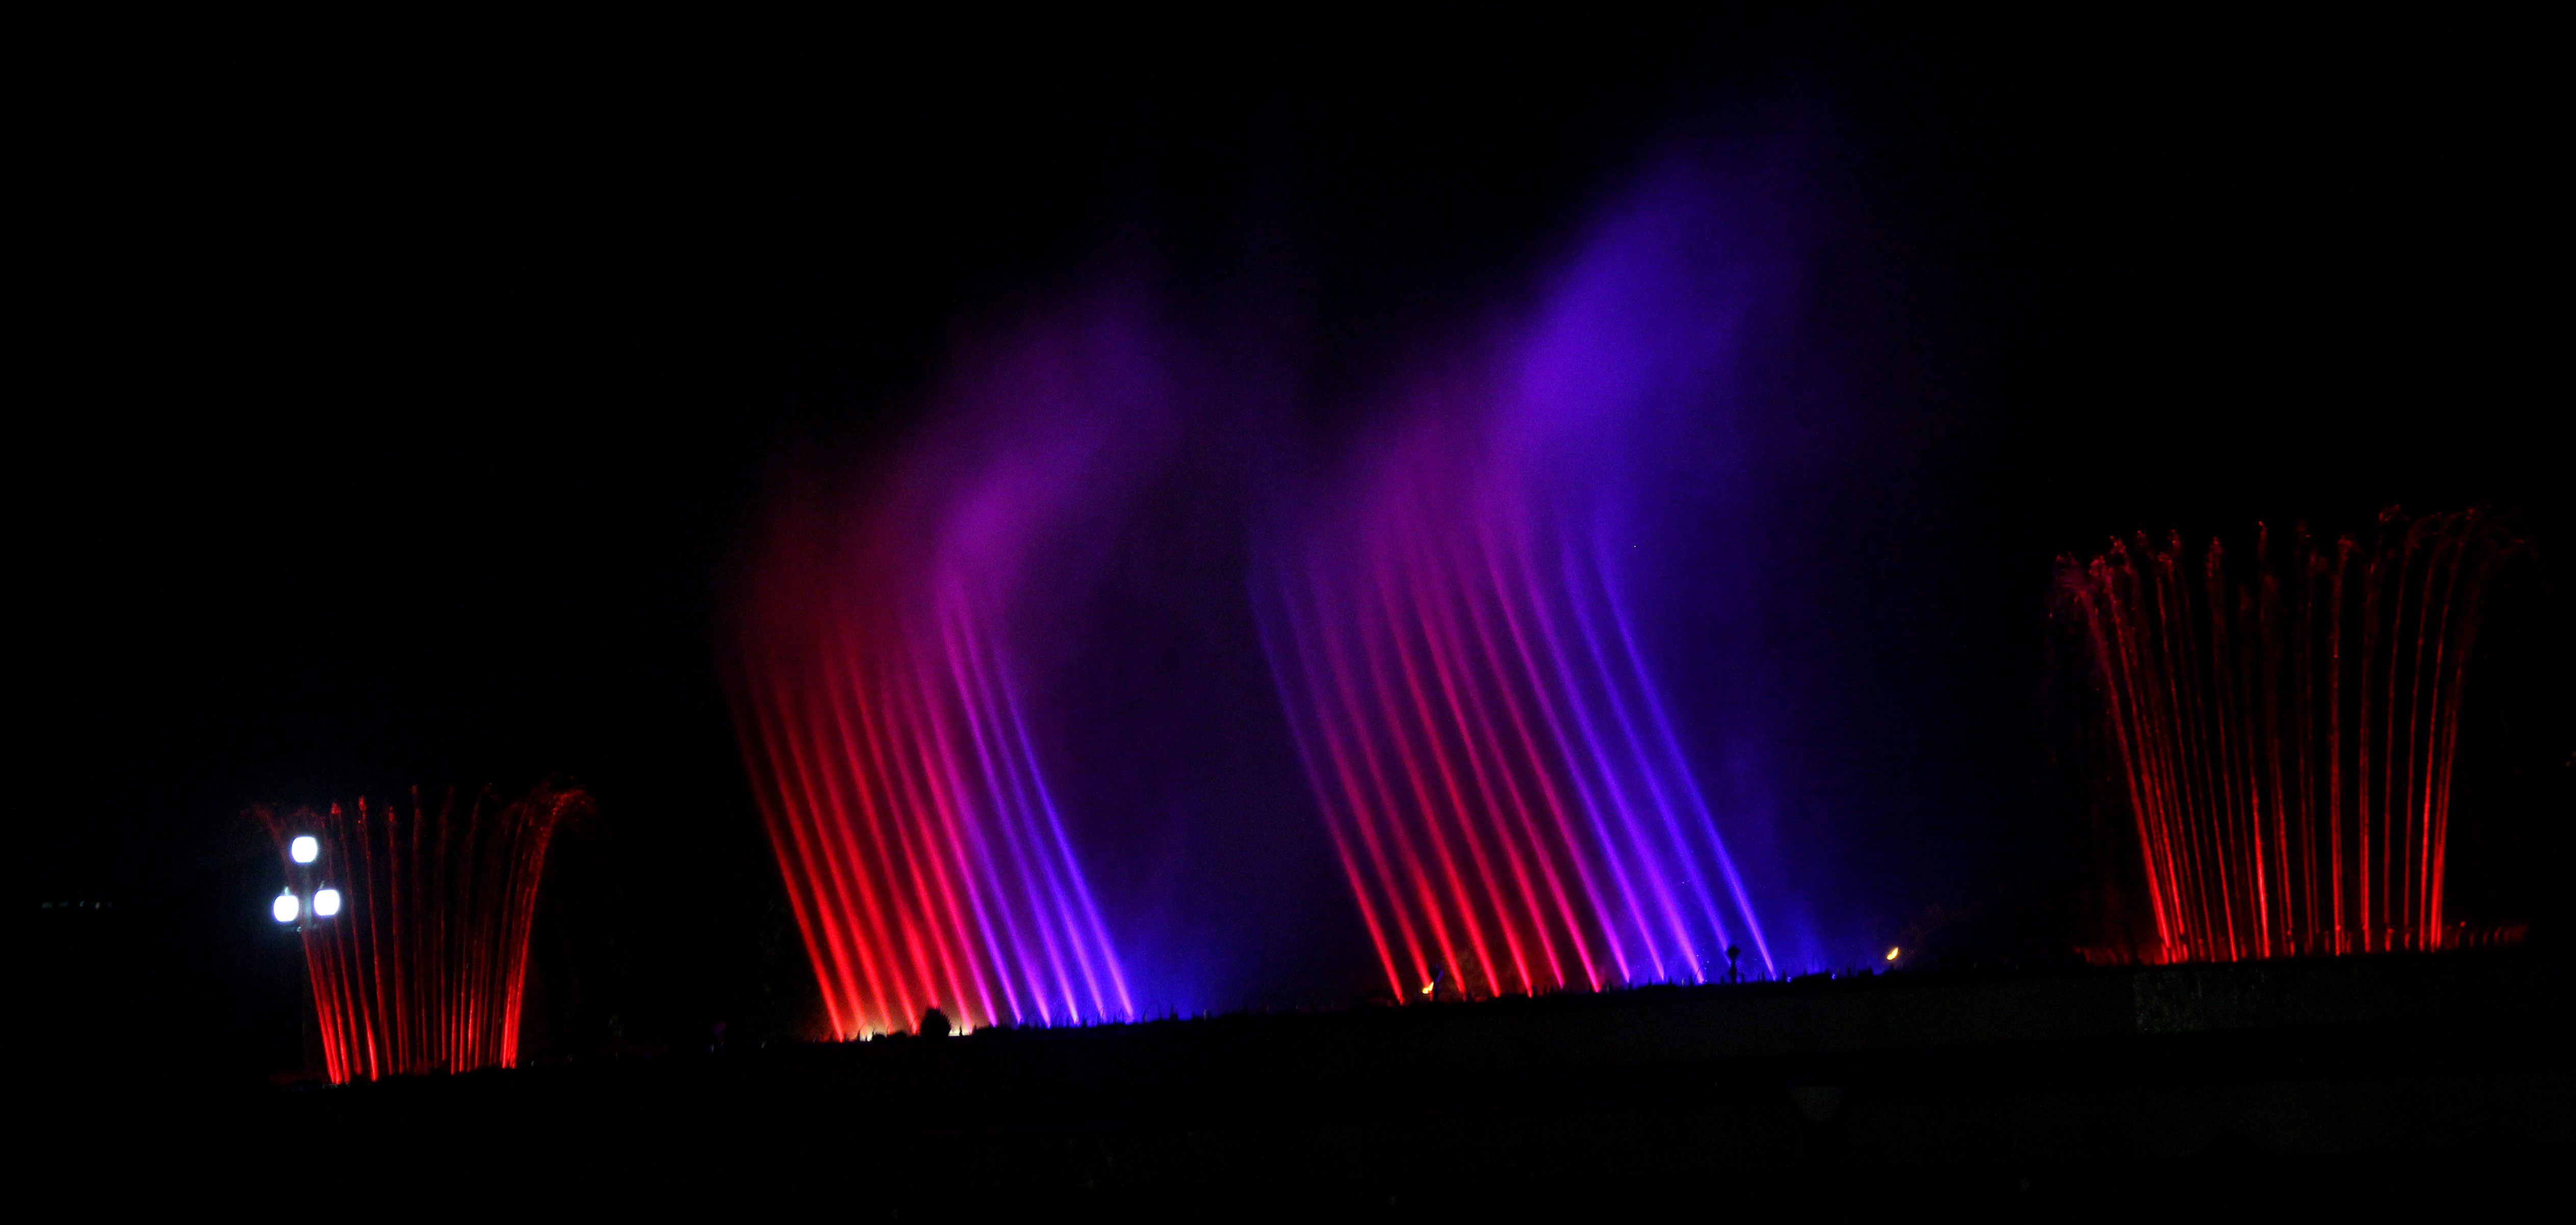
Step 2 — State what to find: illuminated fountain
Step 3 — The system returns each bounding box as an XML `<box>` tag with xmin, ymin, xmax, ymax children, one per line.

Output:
<box><xmin>731</xmin><ymin>308</ymin><xmax>1148</xmax><ymax>1039</ymax></box>
<box><xmin>1265</xmin><ymin>166</ymin><xmax>1781</xmax><ymax>1000</ymax></box>
<box><xmin>2058</xmin><ymin>507</ymin><xmax>2523</xmax><ymax>963</ymax></box>
<box><xmin>737</xmin><ymin>160</ymin><xmax>1802</xmax><ymax>1017</ymax></box>
<box><xmin>258</xmin><ymin>783</ymin><xmax>589</xmax><ymax>1082</ymax></box>
<box><xmin>1269</xmin><ymin>477</ymin><xmax>1774</xmax><ymax>999</ymax></box>
<box><xmin>733</xmin><ymin>563</ymin><xmax>1134</xmax><ymax>1038</ymax></box>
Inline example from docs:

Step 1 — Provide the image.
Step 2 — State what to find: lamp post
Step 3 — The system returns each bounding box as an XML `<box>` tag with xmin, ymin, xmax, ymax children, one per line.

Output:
<box><xmin>272</xmin><ymin>831</ymin><xmax>342</xmax><ymax>1081</ymax></box>
<box><xmin>271</xmin><ymin>833</ymin><xmax>340</xmax><ymax>934</ymax></box>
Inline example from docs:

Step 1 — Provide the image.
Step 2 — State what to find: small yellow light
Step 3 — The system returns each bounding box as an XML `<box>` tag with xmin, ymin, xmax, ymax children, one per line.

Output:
<box><xmin>1885</xmin><ymin>946</ymin><xmax>1901</xmax><ymax>961</ymax></box>
<box><xmin>1420</xmin><ymin>982</ymin><xmax>1434</xmax><ymax>996</ymax></box>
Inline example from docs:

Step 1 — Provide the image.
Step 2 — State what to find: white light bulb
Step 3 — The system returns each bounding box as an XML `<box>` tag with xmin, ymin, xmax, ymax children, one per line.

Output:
<box><xmin>290</xmin><ymin>836</ymin><xmax>319</xmax><ymax>864</ymax></box>
<box><xmin>312</xmin><ymin>888</ymin><xmax>342</xmax><ymax>917</ymax></box>
<box><xmin>272</xmin><ymin>892</ymin><xmax>301</xmax><ymax>923</ymax></box>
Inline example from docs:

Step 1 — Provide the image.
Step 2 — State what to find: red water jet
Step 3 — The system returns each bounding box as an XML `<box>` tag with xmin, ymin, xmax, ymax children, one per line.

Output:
<box><xmin>257</xmin><ymin>783</ymin><xmax>588</xmax><ymax>1082</ymax></box>
<box><xmin>2058</xmin><ymin>507</ymin><xmax>2521</xmax><ymax>964</ymax></box>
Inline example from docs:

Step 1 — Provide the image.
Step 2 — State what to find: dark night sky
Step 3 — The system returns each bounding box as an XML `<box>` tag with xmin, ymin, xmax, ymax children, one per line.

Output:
<box><xmin>25</xmin><ymin>12</ymin><xmax>2562</xmax><ymax>1077</ymax></box>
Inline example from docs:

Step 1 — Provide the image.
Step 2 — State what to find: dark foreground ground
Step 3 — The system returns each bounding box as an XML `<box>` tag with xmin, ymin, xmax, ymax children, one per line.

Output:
<box><xmin>39</xmin><ymin>947</ymin><xmax>2568</xmax><ymax>1212</ymax></box>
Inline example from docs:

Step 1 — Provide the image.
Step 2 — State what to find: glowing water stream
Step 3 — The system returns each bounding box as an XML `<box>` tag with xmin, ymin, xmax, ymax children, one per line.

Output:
<box><xmin>2059</xmin><ymin>508</ymin><xmax>2520</xmax><ymax>962</ymax></box>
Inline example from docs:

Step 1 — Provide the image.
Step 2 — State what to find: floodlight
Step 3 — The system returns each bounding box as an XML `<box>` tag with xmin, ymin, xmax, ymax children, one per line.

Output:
<box><xmin>290</xmin><ymin>836</ymin><xmax>319</xmax><ymax>864</ymax></box>
<box><xmin>273</xmin><ymin>892</ymin><xmax>301</xmax><ymax>923</ymax></box>
<box><xmin>313</xmin><ymin>888</ymin><xmax>342</xmax><ymax>917</ymax></box>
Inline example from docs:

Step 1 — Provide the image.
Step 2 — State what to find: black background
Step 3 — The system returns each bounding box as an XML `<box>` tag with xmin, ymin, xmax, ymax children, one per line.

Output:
<box><xmin>23</xmin><ymin>11</ymin><xmax>2561</xmax><ymax>1082</ymax></box>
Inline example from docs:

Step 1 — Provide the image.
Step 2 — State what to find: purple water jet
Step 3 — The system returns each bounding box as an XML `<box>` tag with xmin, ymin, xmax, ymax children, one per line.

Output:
<box><xmin>1264</xmin><ymin>163</ymin><xmax>1789</xmax><ymax>997</ymax></box>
